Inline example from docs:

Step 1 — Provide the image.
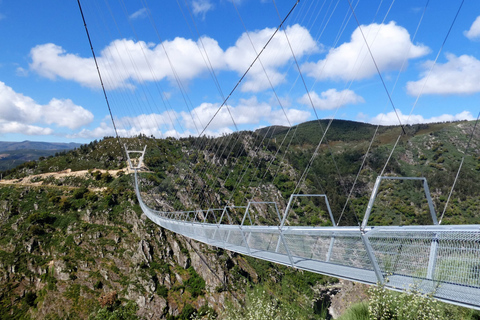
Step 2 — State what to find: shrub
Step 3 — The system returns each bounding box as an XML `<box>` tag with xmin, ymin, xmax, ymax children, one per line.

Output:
<box><xmin>101</xmin><ymin>172</ymin><xmax>113</xmax><ymax>183</ymax></box>
<box><xmin>24</xmin><ymin>291</ymin><xmax>37</xmax><ymax>307</ymax></box>
<box><xmin>89</xmin><ymin>300</ymin><xmax>138</xmax><ymax>320</ymax></box>
<box><xmin>156</xmin><ymin>285</ymin><xmax>168</xmax><ymax>298</ymax></box>
<box><xmin>368</xmin><ymin>284</ymin><xmax>444</xmax><ymax>320</ymax></box>
<box><xmin>221</xmin><ymin>288</ymin><xmax>296</xmax><ymax>320</ymax></box>
<box><xmin>92</xmin><ymin>171</ymin><xmax>102</xmax><ymax>180</ymax></box>
<box><xmin>337</xmin><ymin>302</ymin><xmax>369</xmax><ymax>320</ymax></box>
<box><xmin>179</xmin><ymin>304</ymin><xmax>195</xmax><ymax>320</ymax></box>
<box><xmin>185</xmin><ymin>267</ymin><xmax>205</xmax><ymax>298</ymax></box>
<box><xmin>94</xmin><ymin>280</ymin><xmax>103</xmax><ymax>290</ymax></box>
<box><xmin>58</xmin><ymin>197</ymin><xmax>71</xmax><ymax>212</ymax></box>
<box><xmin>98</xmin><ymin>291</ymin><xmax>118</xmax><ymax>309</ymax></box>
<box><xmin>73</xmin><ymin>186</ymin><xmax>89</xmax><ymax>199</ymax></box>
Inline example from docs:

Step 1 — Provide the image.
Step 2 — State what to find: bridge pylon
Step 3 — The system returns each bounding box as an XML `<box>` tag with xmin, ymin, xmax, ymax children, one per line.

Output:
<box><xmin>124</xmin><ymin>145</ymin><xmax>147</xmax><ymax>170</ymax></box>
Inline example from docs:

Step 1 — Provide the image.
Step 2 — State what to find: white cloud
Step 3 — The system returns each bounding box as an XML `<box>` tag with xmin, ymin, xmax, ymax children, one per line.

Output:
<box><xmin>70</xmin><ymin>112</ymin><xmax>182</xmax><ymax>139</ymax></box>
<box><xmin>182</xmin><ymin>96</ymin><xmax>310</xmax><ymax>132</ymax></box>
<box><xmin>75</xmin><ymin>96</ymin><xmax>310</xmax><ymax>139</ymax></box>
<box><xmin>129</xmin><ymin>8</ymin><xmax>148</xmax><ymax>20</ymax></box>
<box><xmin>303</xmin><ymin>21</ymin><xmax>429</xmax><ymax>81</ymax></box>
<box><xmin>192</xmin><ymin>0</ymin><xmax>213</xmax><ymax>19</ymax></box>
<box><xmin>0</xmin><ymin>121</ymin><xmax>53</xmax><ymax>135</ymax></box>
<box><xmin>30</xmin><ymin>38</ymin><xmax>225</xmax><ymax>90</ymax></box>
<box><xmin>68</xmin><ymin>121</ymin><xmax>115</xmax><ymax>139</ymax></box>
<box><xmin>42</xmin><ymin>98</ymin><xmax>94</xmax><ymax>129</ymax></box>
<box><xmin>298</xmin><ymin>89</ymin><xmax>364</xmax><ymax>110</ymax></box>
<box><xmin>70</xmin><ymin>111</ymin><xmax>187</xmax><ymax>139</ymax></box>
<box><xmin>29</xmin><ymin>24</ymin><xmax>316</xmax><ymax>93</ymax></box>
<box><xmin>181</xmin><ymin>97</ymin><xmax>271</xmax><ymax>131</ymax></box>
<box><xmin>270</xmin><ymin>108</ymin><xmax>310</xmax><ymax>126</ymax></box>
<box><xmin>15</xmin><ymin>67</ymin><xmax>28</xmax><ymax>77</ymax></box>
<box><xmin>0</xmin><ymin>81</ymin><xmax>93</xmax><ymax>133</ymax></box>
<box><xmin>30</xmin><ymin>43</ymin><xmax>99</xmax><ymax>88</ymax></box>
<box><xmin>406</xmin><ymin>54</ymin><xmax>480</xmax><ymax>96</ymax></box>
<box><xmin>369</xmin><ymin>109</ymin><xmax>474</xmax><ymax>125</ymax></box>
<box><xmin>115</xmin><ymin>111</ymin><xmax>179</xmax><ymax>130</ymax></box>
<box><xmin>464</xmin><ymin>16</ymin><xmax>480</xmax><ymax>40</ymax></box>
<box><xmin>225</xmin><ymin>24</ymin><xmax>318</xmax><ymax>92</ymax></box>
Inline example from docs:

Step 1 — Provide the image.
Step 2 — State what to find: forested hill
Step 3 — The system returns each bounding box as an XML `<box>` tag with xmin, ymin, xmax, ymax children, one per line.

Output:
<box><xmin>257</xmin><ymin>119</ymin><xmax>480</xmax><ymax>226</ymax></box>
<box><xmin>0</xmin><ymin>119</ymin><xmax>479</xmax><ymax>319</ymax></box>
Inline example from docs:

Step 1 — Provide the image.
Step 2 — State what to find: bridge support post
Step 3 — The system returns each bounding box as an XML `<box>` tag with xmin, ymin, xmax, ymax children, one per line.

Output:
<box><xmin>326</xmin><ymin>234</ymin><xmax>335</xmax><ymax>262</ymax></box>
<box><xmin>239</xmin><ymin>226</ymin><xmax>252</xmax><ymax>255</ymax></box>
<box><xmin>361</xmin><ymin>232</ymin><xmax>384</xmax><ymax>284</ymax></box>
<box><xmin>279</xmin><ymin>231</ymin><xmax>295</xmax><ymax>267</ymax></box>
<box><xmin>362</xmin><ymin>176</ymin><xmax>382</xmax><ymax>230</ymax></box>
<box><xmin>426</xmin><ymin>235</ymin><xmax>439</xmax><ymax>280</ymax></box>
<box><xmin>212</xmin><ymin>207</ymin><xmax>227</xmax><ymax>242</ymax></box>
<box><xmin>423</xmin><ymin>179</ymin><xmax>438</xmax><ymax>225</ymax></box>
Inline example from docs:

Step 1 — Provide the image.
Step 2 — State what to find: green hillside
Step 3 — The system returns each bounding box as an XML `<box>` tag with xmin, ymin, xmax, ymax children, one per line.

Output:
<box><xmin>0</xmin><ymin>119</ymin><xmax>479</xmax><ymax>319</ymax></box>
<box><xmin>259</xmin><ymin>119</ymin><xmax>480</xmax><ymax>226</ymax></box>
<box><xmin>0</xmin><ymin>136</ymin><xmax>332</xmax><ymax>320</ymax></box>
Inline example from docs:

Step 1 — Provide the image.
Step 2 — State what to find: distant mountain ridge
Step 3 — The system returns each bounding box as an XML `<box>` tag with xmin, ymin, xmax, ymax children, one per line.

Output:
<box><xmin>0</xmin><ymin>140</ymin><xmax>82</xmax><ymax>171</ymax></box>
<box><xmin>0</xmin><ymin>140</ymin><xmax>81</xmax><ymax>152</ymax></box>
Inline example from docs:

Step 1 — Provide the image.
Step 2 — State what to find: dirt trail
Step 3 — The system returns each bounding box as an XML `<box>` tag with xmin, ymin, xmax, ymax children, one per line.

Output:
<box><xmin>0</xmin><ymin>168</ymin><xmax>133</xmax><ymax>189</ymax></box>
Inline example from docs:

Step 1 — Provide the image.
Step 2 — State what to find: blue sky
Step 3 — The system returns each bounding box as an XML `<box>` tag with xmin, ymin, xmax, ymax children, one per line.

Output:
<box><xmin>0</xmin><ymin>0</ymin><xmax>479</xmax><ymax>143</ymax></box>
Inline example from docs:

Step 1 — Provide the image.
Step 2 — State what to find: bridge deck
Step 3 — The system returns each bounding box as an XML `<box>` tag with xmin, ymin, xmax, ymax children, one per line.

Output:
<box><xmin>135</xmin><ymin>172</ymin><xmax>480</xmax><ymax>310</ymax></box>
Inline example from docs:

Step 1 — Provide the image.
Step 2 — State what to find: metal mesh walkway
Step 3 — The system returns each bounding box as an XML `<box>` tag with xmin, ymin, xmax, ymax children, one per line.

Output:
<box><xmin>134</xmin><ymin>171</ymin><xmax>480</xmax><ymax>310</ymax></box>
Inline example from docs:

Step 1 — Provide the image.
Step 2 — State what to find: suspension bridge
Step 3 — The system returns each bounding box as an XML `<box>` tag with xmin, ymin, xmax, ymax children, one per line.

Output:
<box><xmin>77</xmin><ymin>0</ymin><xmax>480</xmax><ymax>312</ymax></box>
<box><xmin>129</xmin><ymin>147</ymin><xmax>480</xmax><ymax>310</ymax></box>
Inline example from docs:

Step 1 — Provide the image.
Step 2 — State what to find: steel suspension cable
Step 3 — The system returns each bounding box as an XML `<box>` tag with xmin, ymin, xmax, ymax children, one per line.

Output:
<box><xmin>373</xmin><ymin>0</ymin><xmax>466</xmax><ymax>222</ymax></box>
<box><xmin>132</xmin><ymin>0</ymin><xmax>203</xmax><ymax>138</ymax></box>
<box><xmin>340</xmin><ymin>0</ymin><xmax>457</xmax><ymax>227</ymax></box>
<box><xmin>404</xmin><ymin>0</ymin><xmax>465</xmax><ymax>183</ymax></box>
<box><xmin>338</xmin><ymin>0</ymin><xmax>424</xmax><ymax>225</ymax></box>
<box><xmin>272</xmin><ymin>0</ymin><xmax>355</xmax><ymax>219</ymax></box>
<box><xmin>77</xmin><ymin>0</ymin><xmax>123</xmax><ymax>151</ymax></box>
<box><xmin>185</xmin><ymin>0</ymin><xmax>302</xmax><ymax>208</ymax></box>
<box><xmin>253</xmin><ymin>0</ymin><xmax>342</xmax><ymax>200</ymax></box>
<box><xmin>346</xmin><ymin>0</ymin><xmax>406</xmax><ymax>135</ymax></box>
<box><xmin>103</xmin><ymin>0</ymin><xmax>181</xmax><ymax>140</ymax></box>
<box><xmin>138</xmin><ymin>0</ymin><xmax>241</xmax><ymax>211</ymax></box>
<box><xmin>226</xmin><ymin>0</ymin><xmax>301</xmax><ymax>203</ymax></box>
<box><xmin>140</xmin><ymin>0</ymin><xmax>235</xmax><ymax>210</ymax></box>
<box><xmin>196</xmin><ymin>0</ymin><xmax>300</xmax><ymax>138</ymax></box>
<box><xmin>89</xmin><ymin>0</ymin><xmax>140</xmax><ymax>137</ymax></box>
<box><xmin>439</xmin><ymin>113</ymin><xmax>480</xmax><ymax>224</ymax></box>
<box><xmin>260</xmin><ymin>0</ymin><xmax>352</xmax><ymax>209</ymax></box>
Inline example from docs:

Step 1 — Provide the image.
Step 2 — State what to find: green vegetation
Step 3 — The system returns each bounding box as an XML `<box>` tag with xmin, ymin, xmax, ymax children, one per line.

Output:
<box><xmin>89</xmin><ymin>301</ymin><xmax>139</xmax><ymax>320</ymax></box>
<box><xmin>0</xmin><ymin>120</ymin><xmax>479</xmax><ymax>319</ymax></box>
<box><xmin>220</xmin><ymin>282</ymin><xmax>480</xmax><ymax>320</ymax></box>
<box><xmin>1</xmin><ymin>137</ymin><xmax>125</xmax><ymax>179</ymax></box>
<box><xmin>362</xmin><ymin>283</ymin><xmax>480</xmax><ymax>320</ymax></box>
<box><xmin>220</xmin><ymin>287</ymin><xmax>298</xmax><ymax>320</ymax></box>
<box><xmin>337</xmin><ymin>302</ymin><xmax>369</xmax><ymax>320</ymax></box>
<box><xmin>184</xmin><ymin>266</ymin><xmax>206</xmax><ymax>298</ymax></box>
